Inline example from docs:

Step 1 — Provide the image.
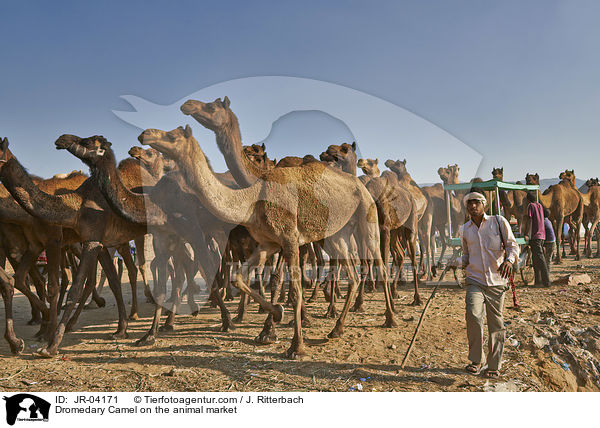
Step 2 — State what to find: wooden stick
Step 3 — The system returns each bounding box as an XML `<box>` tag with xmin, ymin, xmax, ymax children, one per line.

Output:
<box><xmin>400</xmin><ymin>262</ymin><xmax>452</xmax><ymax>369</ymax></box>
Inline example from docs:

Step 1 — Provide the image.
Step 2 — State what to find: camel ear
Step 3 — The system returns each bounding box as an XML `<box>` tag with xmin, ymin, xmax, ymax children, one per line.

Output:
<box><xmin>352</xmin><ymin>141</ymin><xmax>356</xmax><ymax>151</ymax></box>
<box><xmin>500</xmin><ymin>167</ymin><xmax>503</xmax><ymax>173</ymax></box>
<box><xmin>0</xmin><ymin>137</ymin><xmax>8</xmax><ymax>150</ymax></box>
<box><xmin>184</xmin><ymin>125</ymin><xmax>193</xmax><ymax>138</ymax></box>
<box><xmin>375</xmin><ymin>158</ymin><xmax>378</xmax><ymax>164</ymax></box>
<box><xmin>402</xmin><ymin>158</ymin><xmax>406</xmax><ymax>164</ymax></box>
<box><xmin>222</xmin><ymin>96</ymin><xmax>231</xmax><ymax>109</ymax></box>
<box><xmin>261</xmin><ymin>142</ymin><xmax>265</xmax><ymax>150</ymax></box>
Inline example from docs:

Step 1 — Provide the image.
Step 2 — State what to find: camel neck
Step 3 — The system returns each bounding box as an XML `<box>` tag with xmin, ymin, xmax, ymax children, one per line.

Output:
<box><xmin>91</xmin><ymin>152</ymin><xmax>167</xmax><ymax>227</ymax></box>
<box><xmin>215</xmin><ymin>118</ymin><xmax>262</xmax><ymax>187</ymax></box>
<box><xmin>0</xmin><ymin>185</ymin><xmax>35</xmax><ymax>226</ymax></box>
<box><xmin>0</xmin><ymin>156</ymin><xmax>81</xmax><ymax>228</ymax></box>
<box><xmin>178</xmin><ymin>139</ymin><xmax>258</xmax><ymax>226</ymax></box>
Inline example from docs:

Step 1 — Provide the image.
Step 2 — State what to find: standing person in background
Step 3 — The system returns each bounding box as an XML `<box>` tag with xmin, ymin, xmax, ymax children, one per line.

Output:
<box><xmin>458</xmin><ymin>192</ymin><xmax>519</xmax><ymax>378</ymax></box>
<box><xmin>543</xmin><ymin>208</ymin><xmax>556</xmax><ymax>272</ymax></box>
<box><xmin>525</xmin><ymin>192</ymin><xmax>551</xmax><ymax>287</ymax></box>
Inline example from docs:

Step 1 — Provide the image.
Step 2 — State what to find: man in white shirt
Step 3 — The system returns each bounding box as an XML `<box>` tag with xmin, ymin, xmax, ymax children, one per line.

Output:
<box><xmin>458</xmin><ymin>191</ymin><xmax>519</xmax><ymax>378</ymax></box>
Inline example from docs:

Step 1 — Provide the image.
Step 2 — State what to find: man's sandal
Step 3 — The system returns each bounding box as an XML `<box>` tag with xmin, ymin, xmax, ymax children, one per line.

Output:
<box><xmin>486</xmin><ymin>370</ymin><xmax>500</xmax><ymax>378</ymax></box>
<box><xmin>465</xmin><ymin>363</ymin><xmax>481</xmax><ymax>374</ymax></box>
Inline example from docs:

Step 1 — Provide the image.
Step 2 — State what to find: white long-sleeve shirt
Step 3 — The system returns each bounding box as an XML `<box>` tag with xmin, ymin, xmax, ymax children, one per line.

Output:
<box><xmin>459</xmin><ymin>214</ymin><xmax>520</xmax><ymax>286</ymax></box>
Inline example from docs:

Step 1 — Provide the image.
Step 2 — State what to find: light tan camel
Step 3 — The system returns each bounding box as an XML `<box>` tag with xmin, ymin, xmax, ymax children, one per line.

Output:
<box><xmin>357</xmin><ymin>158</ymin><xmax>380</xmax><ymax>186</ymax></box>
<box><xmin>385</xmin><ymin>159</ymin><xmax>433</xmax><ymax>281</ymax></box>
<box><xmin>525</xmin><ymin>171</ymin><xmax>583</xmax><ymax>263</ymax></box>
<box><xmin>580</xmin><ymin>178</ymin><xmax>600</xmax><ymax>257</ymax></box>
<box><xmin>140</xmin><ymin>124</ymin><xmax>392</xmax><ymax>359</ymax></box>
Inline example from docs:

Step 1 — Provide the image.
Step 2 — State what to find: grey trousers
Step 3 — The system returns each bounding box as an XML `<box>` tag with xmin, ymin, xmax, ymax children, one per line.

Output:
<box><xmin>465</xmin><ymin>277</ymin><xmax>508</xmax><ymax>371</ymax></box>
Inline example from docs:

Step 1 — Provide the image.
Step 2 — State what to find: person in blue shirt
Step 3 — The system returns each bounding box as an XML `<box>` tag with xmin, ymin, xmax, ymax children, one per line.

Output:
<box><xmin>543</xmin><ymin>208</ymin><xmax>556</xmax><ymax>271</ymax></box>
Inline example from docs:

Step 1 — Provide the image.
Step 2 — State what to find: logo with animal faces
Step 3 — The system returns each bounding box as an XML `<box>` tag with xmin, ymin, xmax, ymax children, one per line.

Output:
<box><xmin>3</xmin><ymin>394</ymin><xmax>50</xmax><ymax>425</ymax></box>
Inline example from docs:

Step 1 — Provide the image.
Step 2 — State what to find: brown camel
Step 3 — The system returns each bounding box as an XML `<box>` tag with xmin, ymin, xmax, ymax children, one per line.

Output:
<box><xmin>0</xmin><ymin>138</ymin><xmax>156</xmax><ymax>357</ymax></box>
<box><xmin>385</xmin><ymin>159</ymin><xmax>433</xmax><ymax>281</ymax></box>
<box><xmin>491</xmin><ymin>167</ymin><xmax>528</xmax><ymax>228</ymax></box>
<box><xmin>276</xmin><ymin>155</ymin><xmax>319</xmax><ymax>168</ymax></box>
<box><xmin>579</xmin><ymin>178</ymin><xmax>600</xmax><ymax>258</ymax></box>
<box><xmin>525</xmin><ymin>171</ymin><xmax>583</xmax><ymax>263</ymax></box>
<box><xmin>0</xmin><ymin>167</ymin><xmax>88</xmax><ymax>353</ymax></box>
<box><xmin>56</xmin><ymin>135</ymin><xmax>224</xmax><ymax>345</ymax></box>
<box><xmin>140</xmin><ymin>123</ymin><xmax>393</xmax><ymax>359</ymax></box>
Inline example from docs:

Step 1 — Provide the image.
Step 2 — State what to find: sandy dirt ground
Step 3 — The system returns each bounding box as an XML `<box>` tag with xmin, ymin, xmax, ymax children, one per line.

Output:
<box><xmin>1</xmin><ymin>245</ymin><xmax>600</xmax><ymax>392</ymax></box>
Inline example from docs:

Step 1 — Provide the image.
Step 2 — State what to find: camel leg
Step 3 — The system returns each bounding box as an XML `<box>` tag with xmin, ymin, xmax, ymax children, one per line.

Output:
<box><xmin>324</xmin><ymin>259</ymin><xmax>339</xmax><ymax>318</ymax></box>
<box><xmin>136</xmin><ymin>252</ymin><xmax>168</xmax><ymax>346</ymax></box>
<box><xmin>13</xmin><ymin>250</ymin><xmax>43</xmax><ymax>325</ymax></box>
<box><xmin>37</xmin><ymin>241</ymin><xmax>103</xmax><ymax>357</ymax></box>
<box><xmin>280</xmin><ymin>241</ymin><xmax>306</xmax><ymax>359</ymax></box>
<box><xmin>182</xmin><ymin>252</ymin><xmax>200</xmax><ymax>316</ymax></box>
<box><xmin>95</xmin><ymin>248</ymin><xmax>128</xmax><ymax>338</ymax></box>
<box><xmin>554</xmin><ymin>217</ymin><xmax>564</xmax><ymax>264</ymax></box>
<box><xmin>65</xmin><ymin>261</ymin><xmax>98</xmax><ymax>333</ymax></box>
<box><xmin>307</xmin><ymin>246</ymin><xmax>325</xmax><ymax>303</ymax></box>
<box><xmin>0</xmin><ymin>269</ymin><xmax>24</xmax><ymax>354</ymax></box>
<box><xmin>327</xmin><ymin>236</ymin><xmax>359</xmax><ymax>339</ymax></box>
<box><xmin>404</xmin><ymin>228</ymin><xmax>422</xmax><ymax>305</ymax></box>
<box><xmin>117</xmin><ymin>244</ymin><xmax>139</xmax><ymax>320</ymax></box>
<box><xmin>162</xmin><ymin>256</ymin><xmax>185</xmax><ymax>332</ymax></box>
<box><xmin>595</xmin><ymin>223</ymin><xmax>600</xmax><ymax>258</ymax></box>
<box><xmin>256</xmin><ymin>251</ymin><xmax>285</xmax><ymax>344</ymax></box>
<box><xmin>574</xmin><ymin>219</ymin><xmax>582</xmax><ymax>261</ymax></box>
<box><xmin>351</xmin><ymin>259</ymin><xmax>369</xmax><ymax>313</ymax></box>
<box><xmin>134</xmin><ymin>235</ymin><xmax>153</xmax><ymax>303</ymax></box>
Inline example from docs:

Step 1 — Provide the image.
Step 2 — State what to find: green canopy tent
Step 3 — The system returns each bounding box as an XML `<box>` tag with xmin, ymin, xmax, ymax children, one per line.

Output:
<box><xmin>443</xmin><ymin>179</ymin><xmax>540</xmax><ymax>246</ymax></box>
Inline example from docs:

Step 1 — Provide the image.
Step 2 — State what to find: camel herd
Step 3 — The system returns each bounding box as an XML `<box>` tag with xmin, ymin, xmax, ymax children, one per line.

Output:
<box><xmin>0</xmin><ymin>96</ymin><xmax>597</xmax><ymax>360</ymax></box>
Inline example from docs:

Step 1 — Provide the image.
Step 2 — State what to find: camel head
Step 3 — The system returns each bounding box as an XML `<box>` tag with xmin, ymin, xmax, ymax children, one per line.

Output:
<box><xmin>0</xmin><ymin>137</ymin><xmax>15</xmax><ymax>165</ymax></box>
<box><xmin>559</xmin><ymin>169</ymin><xmax>576</xmax><ymax>187</ymax></box>
<box><xmin>180</xmin><ymin>97</ymin><xmax>232</xmax><ymax>131</ymax></box>
<box><xmin>357</xmin><ymin>158</ymin><xmax>380</xmax><ymax>177</ymax></box>
<box><xmin>525</xmin><ymin>173</ymin><xmax>539</xmax><ymax>185</ymax></box>
<box><xmin>491</xmin><ymin>167</ymin><xmax>503</xmax><ymax>180</ymax></box>
<box><xmin>437</xmin><ymin>164</ymin><xmax>459</xmax><ymax>184</ymax></box>
<box><xmin>302</xmin><ymin>154</ymin><xmax>319</xmax><ymax>164</ymax></box>
<box><xmin>586</xmin><ymin>177</ymin><xmax>600</xmax><ymax>187</ymax></box>
<box><xmin>55</xmin><ymin>134</ymin><xmax>113</xmax><ymax>167</ymax></box>
<box><xmin>319</xmin><ymin>142</ymin><xmax>357</xmax><ymax>172</ymax></box>
<box><xmin>384</xmin><ymin>158</ymin><xmax>408</xmax><ymax>178</ymax></box>
<box><xmin>138</xmin><ymin>125</ymin><xmax>194</xmax><ymax>160</ymax></box>
<box><xmin>243</xmin><ymin>143</ymin><xmax>274</xmax><ymax>170</ymax></box>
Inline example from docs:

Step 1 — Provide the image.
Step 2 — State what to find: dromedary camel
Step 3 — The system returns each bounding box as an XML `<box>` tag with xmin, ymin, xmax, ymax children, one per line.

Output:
<box><xmin>55</xmin><ymin>134</ymin><xmax>228</xmax><ymax>345</ymax></box>
<box><xmin>0</xmin><ymin>138</ymin><xmax>155</xmax><ymax>357</ymax></box>
<box><xmin>385</xmin><ymin>159</ymin><xmax>433</xmax><ymax>281</ymax></box>
<box><xmin>491</xmin><ymin>167</ymin><xmax>528</xmax><ymax>228</ymax></box>
<box><xmin>579</xmin><ymin>178</ymin><xmax>600</xmax><ymax>258</ymax></box>
<box><xmin>140</xmin><ymin>123</ymin><xmax>393</xmax><ymax>359</ymax></box>
<box><xmin>357</xmin><ymin>158</ymin><xmax>380</xmax><ymax>186</ymax></box>
<box><xmin>525</xmin><ymin>171</ymin><xmax>583</xmax><ymax>263</ymax></box>
<box><xmin>0</xmin><ymin>163</ymin><xmax>88</xmax><ymax>353</ymax></box>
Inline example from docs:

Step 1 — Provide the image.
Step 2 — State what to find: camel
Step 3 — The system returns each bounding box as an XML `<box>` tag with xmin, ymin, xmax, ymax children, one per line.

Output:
<box><xmin>55</xmin><ymin>134</ymin><xmax>226</xmax><ymax>345</ymax></box>
<box><xmin>491</xmin><ymin>167</ymin><xmax>528</xmax><ymax>228</ymax></box>
<box><xmin>0</xmin><ymin>138</ymin><xmax>158</xmax><ymax>357</ymax></box>
<box><xmin>0</xmin><ymin>165</ymin><xmax>88</xmax><ymax>353</ymax></box>
<box><xmin>385</xmin><ymin>159</ymin><xmax>433</xmax><ymax>281</ymax></box>
<box><xmin>276</xmin><ymin>155</ymin><xmax>319</xmax><ymax>168</ymax></box>
<box><xmin>525</xmin><ymin>171</ymin><xmax>583</xmax><ymax>263</ymax></box>
<box><xmin>140</xmin><ymin>123</ymin><xmax>393</xmax><ymax>359</ymax></box>
<box><xmin>357</xmin><ymin>158</ymin><xmax>380</xmax><ymax>186</ymax></box>
<box><xmin>579</xmin><ymin>178</ymin><xmax>600</xmax><ymax>258</ymax></box>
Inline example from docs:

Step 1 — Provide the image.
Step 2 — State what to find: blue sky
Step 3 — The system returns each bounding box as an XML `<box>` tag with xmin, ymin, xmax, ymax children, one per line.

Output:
<box><xmin>1</xmin><ymin>1</ymin><xmax>599</xmax><ymax>183</ymax></box>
